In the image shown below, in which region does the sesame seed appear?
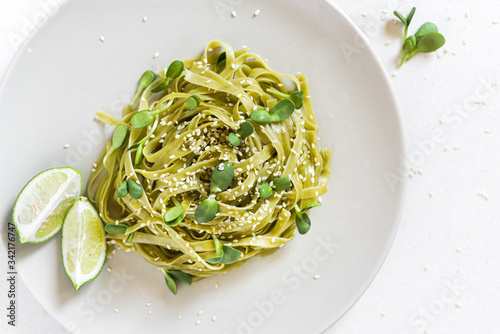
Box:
[254,9,260,17]
[100,36,106,42]
[455,247,462,252]
[212,315,217,322]
[231,11,236,17]
[107,267,112,272]
[361,12,367,17]
[456,302,462,308]
[381,312,386,317]
[214,282,219,289]
[178,315,182,320]
[197,310,203,315]
[113,308,119,313]
[313,274,321,280]
[143,16,147,22]
[195,319,201,325]
[153,52,159,59]
[63,144,71,149]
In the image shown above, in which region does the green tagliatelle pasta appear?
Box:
[88,40,332,285]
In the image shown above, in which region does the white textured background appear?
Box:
[1,0,499,333]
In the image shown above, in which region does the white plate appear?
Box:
[0,0,406,333]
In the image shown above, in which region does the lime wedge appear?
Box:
[61,197,106,291]
[12,167,82,244]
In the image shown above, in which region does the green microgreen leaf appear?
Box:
[116,180,128,198]
[301,203,321,213]
[269,99,295,122]
[125,232,134,244]
[393,10,407,26]
[215,52,226,72]
[127,143,140,151]
[221,245,241,265]
[237,121,254,138]
[250,109,272,123]
[163,205,184,226]
[130,70,156,105]
[228,133,241,147]
[111,124,129,149]
[104,223,129,234]
[269,177,291,191]
[400,35,416,66]
[103,124,130,170]
[168,270,192,286]
[127,180,143,199]
[290,91,304,109]
[194,198,219,223]
[394,7,416,41]
[161,269,178,295]
[406,7,416,27]
[211,161,234,193]
[166,60,184,79]
[185,94,201,111]
[151,78,169,93]
[295,210,311,235]
[414,22,438,40]
[407,32,445,60]
[206,235,224,263]
[131,110,154,129]
[259,182,273,199]
[266,88,304,109]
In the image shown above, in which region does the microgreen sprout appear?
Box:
[269,177,291,191]
[266,88,304,109]
[195,161,234,223]
[115,179,144,199]
[166,60,184,79]
[237,121,254,138]
[250,99,296,123]
[130,70,156,105]
[185,94,201,111]
[206,235,241,265]
[151,79,169,93]
[160,268,192,295]
[394,7,445,66]
[214,52,226,72]
[130,110,156,128]
[405,31,445,60]
[150,60,184,93]
[259,182,273,199]
[294,203,321,235]
[194,197,218,223]
[228,133,241,147]
[393,7,415,41]
[206,235,224,263]
[250,109,272,123]
[128,111,161,165]
[168,270,192,286]
[210,161,234,194]
[104,223,129,234]
[103,124,129,170]
[127,180,143,199]
[163,269,177,294]
[162,205,184,226]
[116,181,128,198]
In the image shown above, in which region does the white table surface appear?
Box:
[1,1,499,333]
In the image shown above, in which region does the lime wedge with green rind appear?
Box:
[12,167,82,244]
[61,197,106,291]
